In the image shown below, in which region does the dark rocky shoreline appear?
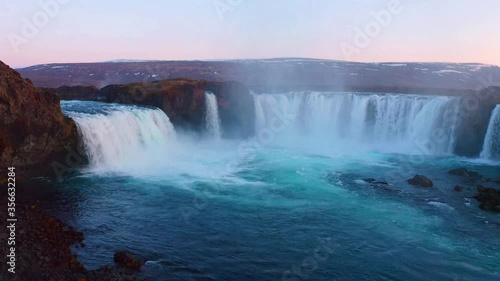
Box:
[0,192,142,281]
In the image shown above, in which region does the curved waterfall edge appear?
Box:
[61,101,177,168]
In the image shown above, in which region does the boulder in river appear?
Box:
[447,167,482,178]
[113,251,142,270]
[474,185,500,213]
[407,174,434,187]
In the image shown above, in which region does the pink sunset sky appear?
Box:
[1,0,499,68]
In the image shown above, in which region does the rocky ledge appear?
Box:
[41,85,99,101]
[95,78,255,139]
[0,61,80,181]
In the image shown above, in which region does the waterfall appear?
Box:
[254,92,461,154]
[205,92,222,139]
[61,101,176,168]
[480,105,500,160]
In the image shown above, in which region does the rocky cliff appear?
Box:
[95,79,255,138]
[42,85,99,101]
[0,61,80,181]
[454,87,500,157]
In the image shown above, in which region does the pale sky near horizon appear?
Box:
[1,0,499,68]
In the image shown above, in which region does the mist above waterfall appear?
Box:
[61,100,244,179]
[254,92,462,155]
[62,90,500,176]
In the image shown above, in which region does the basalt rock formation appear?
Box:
[453,86,500,157]
[95,78,255,138]
[113,251,142,270]
[474,185,500,212]
[408,174,434,187]
[0,61,80,181]
[42,85,99,101]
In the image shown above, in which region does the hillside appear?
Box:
[17,59,500,93]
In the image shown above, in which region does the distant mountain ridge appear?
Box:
[16,58,500,92]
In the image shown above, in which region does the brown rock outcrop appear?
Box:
[113,251,142,270]
[96,78,255,138]
[0,61,80,181]
[474,185,500,212]
[407,174,434,188]
[42,85,99,101]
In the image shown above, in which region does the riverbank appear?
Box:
[0,191,140,281]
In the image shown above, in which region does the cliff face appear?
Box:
[453,87,500,157]
[206,81,255,139]
[96,79,255,138]
[44,85,99,101]
[0,61,80,181]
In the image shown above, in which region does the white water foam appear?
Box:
[205,92,222,139]
[254,92,461,154]
[480,105,500,160]
[62,101,176,168]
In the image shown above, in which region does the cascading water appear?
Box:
[205,92,222,139]
[480,105,500,160]
[61,101,176,168]
[53,97,500,281]
[254,92,461,154]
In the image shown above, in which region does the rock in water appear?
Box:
[474,185,500,212]
[447,167,482,178]
[113,251,142,270]
[447,168,469,176]
[408,174,434,187]
[0,61,80,181]
[454,185,464,192]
